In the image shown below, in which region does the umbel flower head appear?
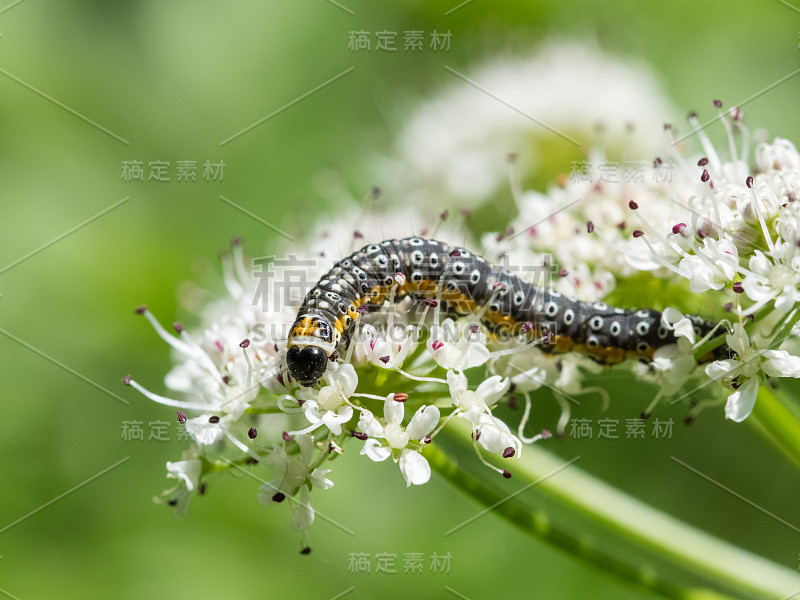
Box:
[126,46,800,543]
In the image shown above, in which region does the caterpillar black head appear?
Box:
[287,313,336,386]
[286,344,329,387]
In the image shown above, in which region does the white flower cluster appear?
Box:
[481,101,800,422]
[127,44,800,543]
[378,39,677,212]
[127,247,543,545]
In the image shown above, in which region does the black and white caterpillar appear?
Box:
[286,237,725,386]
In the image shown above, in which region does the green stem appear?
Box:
[750,385,800,470]
[768,307,800,350]
[427,420,800,600]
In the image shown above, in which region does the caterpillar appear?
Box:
[286,237,726,387]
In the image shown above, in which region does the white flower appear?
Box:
[705,323,800,422]
[166,459,202,492]
[358,397,439,486]
[677,237,738,293]
[155,458,203,518]
[447,372,510,424]
[761,350,800,378]
[497,350,548,393]
[474,414,522,456]
[258,434,333,532]
[361,323,415,369]
[633,343,697,396]
[756,137,800,171]
[427,318,490,371]
[705,324,762,422]
[493,347,599,396]
[723,377,759,422]
[184,413,230,445]
[741,247,800,314]
[660,308,697,346]
[289,363,357,436]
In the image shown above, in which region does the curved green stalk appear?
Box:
[427,420,800,600]
[750,385,800,470]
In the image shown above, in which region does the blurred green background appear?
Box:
[2,1,800,598]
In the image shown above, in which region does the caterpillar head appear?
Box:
[287,314,335,386]
[286,344,329,387]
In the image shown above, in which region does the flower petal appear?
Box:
[762,350,800,378]
[295,433,314,464]
[361,438,391,462]
[290,487,315,532]
[705,359,737,381]
[406,405,440,439]
[333,363,358,397]
[725,378,759,422]
[184,415,224,445]
[398,450,431,486]
[475,375,511,405]
[476,414,521,455]
[166,459,202,492]
[310,468,334,490]
[384,396,405,426]
[358,409,384,438]
[257,478,285,505]
[446,370,468,399]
